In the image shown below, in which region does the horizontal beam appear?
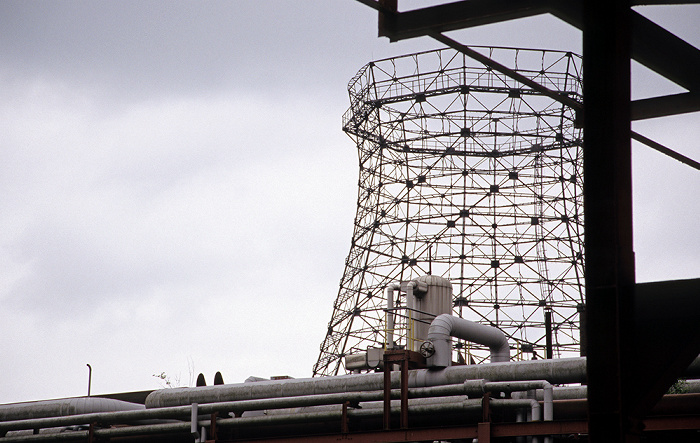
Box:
[632,92,700,120]
[550,1,700,92]
[354,0,389,13]
[221,413,700,442]
[631,0,700,4]
[378,0,550,41]
[369,0,700,94]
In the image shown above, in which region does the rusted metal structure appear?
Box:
[3,355,700,442]
[315,46,585,377]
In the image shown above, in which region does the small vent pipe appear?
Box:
[424,314,510,367]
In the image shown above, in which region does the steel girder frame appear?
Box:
[356,0,700,442]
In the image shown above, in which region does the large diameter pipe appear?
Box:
[426,314,510,367]
[0,382,487,435]
[144,354,700,407]
[146,358,587,408]
[0,398,144,422]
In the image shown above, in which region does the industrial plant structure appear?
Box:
[1,0,699,442]
[315,46,585,377]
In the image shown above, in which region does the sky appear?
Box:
[0,1,698,404]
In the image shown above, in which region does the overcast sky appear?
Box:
[1,1,698,404]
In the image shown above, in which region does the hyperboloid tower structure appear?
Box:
[314,47,584,376]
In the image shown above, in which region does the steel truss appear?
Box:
[315,47,584,376]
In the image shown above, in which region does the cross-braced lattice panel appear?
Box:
[315,47,583,376]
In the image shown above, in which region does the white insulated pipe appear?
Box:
[425,314,510,367]
[404,282,416,350]
[386,283,400,350]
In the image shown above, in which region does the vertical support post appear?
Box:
[383,354,392,430]
[477,422,491,443]
[341,401,350,434]
[378,0,398,39]
[400,357,409,428]
[482,391,491,422]
[583,0,638,441]
[210,412,218,441]
[478,392,492,443]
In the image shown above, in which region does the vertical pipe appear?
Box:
[86,364,92,397]
[577,303,587,357]
[544,310,553,359]
[405,283,415,351]
[190,403,200,440]
[386,285,398,350]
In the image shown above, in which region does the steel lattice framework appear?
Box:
[314,47,584,376]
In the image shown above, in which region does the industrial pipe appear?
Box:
[0,398,544,442]
[385,283,400,350]
[0,398,144,422]
[0,382,489,434]
[424,314,510,367]
[145,357,590,408]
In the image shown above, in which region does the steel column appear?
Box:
[582,0,638,441]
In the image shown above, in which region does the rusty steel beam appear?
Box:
[550,0,700,92]
[628,10,700,92]
[582,0,638,441]
[218,420,589,443]
[354,0,390,13]
[370,0,700,95]
[378,0,550,41]
[632,93,700,121]
[209,413,700,442]
[645,414,700,431]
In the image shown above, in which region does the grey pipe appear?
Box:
[485,380,553,421]
[1,391,394,434]
[425,314,510,367]
[0,383,480,434]
[145,357,589,408]
[7,358,699,435]
[0,379,560,436]
[405,282,416,351]
[0,398,143,422]
[0,398,544,442]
